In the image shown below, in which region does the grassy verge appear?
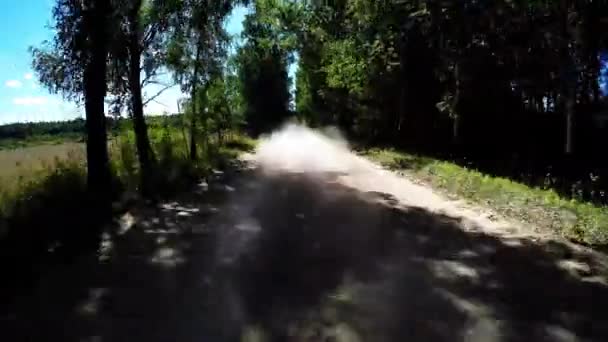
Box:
[0,128,253,303]
[364,147,608,246]
[0,130,255,227]
[109,128,256,198]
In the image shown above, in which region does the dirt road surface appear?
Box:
[4,132,608,342]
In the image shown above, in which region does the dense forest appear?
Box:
[224,2,608,253]
[237,0,608,205]
[17,0,608,208]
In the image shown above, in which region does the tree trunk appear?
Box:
[397,28,407,142]
[128,2,156,197]
[592,76,600,105]
[83,0,112,223]
[565,94,575,154]
[452,62,462,145]
[189,44,201,161]
[561,0,576,155]
[586,0,601,106]
[202,103,209,155]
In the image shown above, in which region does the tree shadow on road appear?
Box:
[0,165,243,342]
[217,170,608,342]
[4,165,608,342]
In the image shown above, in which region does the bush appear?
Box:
[112,133,139,189]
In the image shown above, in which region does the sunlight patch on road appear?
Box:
[235,217,261,233]
[98,231,113,262]
[241,325,268,342]
[150,246,185,267]
[76,288,109,316]
[118,212,135,235]
[435,288,502,342]
[556,259,592,278]
[542,324,579,342]
[429,260,481,283]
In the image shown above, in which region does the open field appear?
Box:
[0,142,85,180]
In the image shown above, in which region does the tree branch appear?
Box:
[143,84,175,106]
[142,23,159,48]
[140,72,169,88]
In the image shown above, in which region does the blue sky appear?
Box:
[600,52,608,96]
[0,2,249,125]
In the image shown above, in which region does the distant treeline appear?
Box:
[0,119,87,140]
[0,114,185,141]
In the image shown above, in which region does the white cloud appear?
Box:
[5,80,22,88]
[13,96,48,106]
[24,73,33,80]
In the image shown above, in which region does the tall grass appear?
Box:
[0,125,253,236]
[109,124,254,197]
[0,124,253,301]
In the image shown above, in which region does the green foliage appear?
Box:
[265,0,608,244]
[112,132,139,187]
[30,0,113,103]
[108,116,252,196]
[322,39,367,94]
[366,148,608,246]
[234,0,297,134]
[205,76,244,135]
[295,66,314,121]
[237,43,293,133]
[164,0,235,93]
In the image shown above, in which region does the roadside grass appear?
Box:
[0,142,84,177]
[0,128,253,302]
[110,127,256,197]
[364,147,608,246]
[0,128,254,233]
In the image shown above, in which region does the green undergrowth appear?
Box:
[0,128,253,300]
[364,148,608,246]
[110,128,255,197]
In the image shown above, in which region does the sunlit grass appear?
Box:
[0,127,253,263]
[0,143,86,221]
[365,148,608,246]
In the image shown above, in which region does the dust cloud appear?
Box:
[254,123,363,176]
[250,122,520,232]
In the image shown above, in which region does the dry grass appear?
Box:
[0,143,85,179]
[0,143,86,221]
[0,130,253,230]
